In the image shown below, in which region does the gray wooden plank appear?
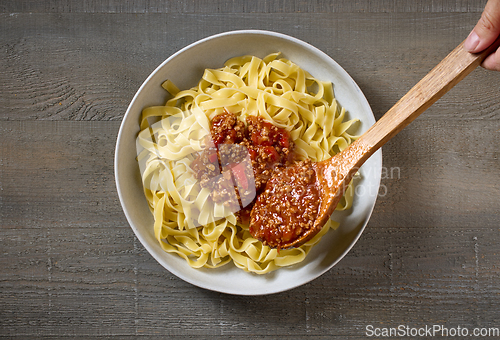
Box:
[1,121,123,226]
[1,5,500,338]
[1,12,498,123]
[2,119,499,336]
[0,0,488,13]
[0,121,137,336]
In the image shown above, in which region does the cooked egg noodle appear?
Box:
[136,53,358,274]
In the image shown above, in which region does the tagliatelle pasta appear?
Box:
[136,53,359,274]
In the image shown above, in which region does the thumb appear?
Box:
[464,0,500,53]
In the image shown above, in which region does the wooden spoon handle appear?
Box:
[355,38,500,162]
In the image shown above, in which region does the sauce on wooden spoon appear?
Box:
[249,39,500,249]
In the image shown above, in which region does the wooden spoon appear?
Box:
[249,38,500,249]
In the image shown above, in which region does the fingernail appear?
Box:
[464,31,480,52]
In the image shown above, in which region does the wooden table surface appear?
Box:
[1,1,499,338]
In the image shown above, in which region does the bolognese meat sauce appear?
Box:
[249,159,321,248]
[191,111,296,223]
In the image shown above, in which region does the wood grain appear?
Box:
[1,12,496,123]
[1,1,500,338]
[0,0,488,13]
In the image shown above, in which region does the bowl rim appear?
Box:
[115,29,382,295]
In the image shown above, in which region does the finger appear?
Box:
[481,47,500,70]
[464,0,500,53]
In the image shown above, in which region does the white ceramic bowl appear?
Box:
[115,30,382,295]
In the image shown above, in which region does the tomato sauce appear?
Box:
[192,112,296,224]
[249,159,321,248]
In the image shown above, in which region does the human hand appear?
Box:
[464,0,500,71]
